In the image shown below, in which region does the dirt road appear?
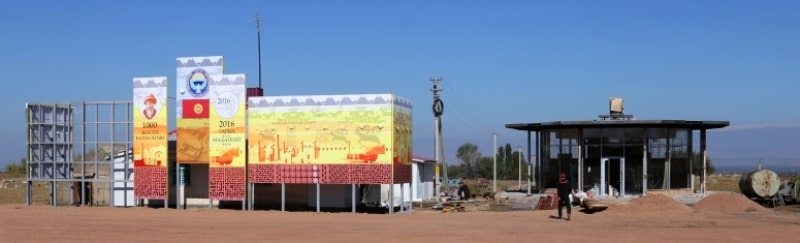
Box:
[1,201,798,243]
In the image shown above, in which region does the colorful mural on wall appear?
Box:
[132,76,168,199]
[247,94,413,184]
[129,55,415,205]
[208,74,247,200]
[176,56,223,164]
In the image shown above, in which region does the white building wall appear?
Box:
[411,161,436,202]
[111,151,134,207]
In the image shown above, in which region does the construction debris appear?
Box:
[440,201,466,213]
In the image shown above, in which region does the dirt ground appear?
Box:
[3,174,799,242]
[1,195,799,243]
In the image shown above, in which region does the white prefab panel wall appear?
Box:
[412,162,435,202]
[412,163,421,201]
[27,104,73,179]
[112,177,135,206]
[111,151,134,206]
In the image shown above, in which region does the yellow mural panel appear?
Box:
[209,74,246,168]
[133,76,169,199]
[248,94,412,165]
[393,103,413,165]
[175,118,209,163]
[133,77,169,168]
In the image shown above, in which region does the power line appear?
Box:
[439,79,496,136]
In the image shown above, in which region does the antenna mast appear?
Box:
[256,13,263,89]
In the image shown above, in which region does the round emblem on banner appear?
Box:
[186,69,209,97]
[140,93,160,120]
[193,103,204,115]
[433,98,444,116]
[215,91,240,119]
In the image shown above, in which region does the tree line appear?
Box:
[447,142,528,180]
[4,143,716,177]
[4,158,26,174]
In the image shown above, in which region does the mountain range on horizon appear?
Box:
[708,125,799,174]
[408,124,798,175]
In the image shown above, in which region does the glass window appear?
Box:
[542,129,581,188]
[669,129,690,188]
[624,128,644,145]
[547,130,558,146]
[670,129,689,158]
[549,145,559,159]
[646,128,668,189]
[603,128,624,145]
[583,128,602,145]
[647,128,668,159]
[624,145,644,194]
[647,158,666,189]
[670,157,689,188]
[602,145,624,157]
[558,129,580,159]
[570,145,580,159]
[585,144,601,159]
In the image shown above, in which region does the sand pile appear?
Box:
[605,194,692,214]
[693,192,767,213]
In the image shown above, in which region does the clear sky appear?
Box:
[2,1,799,170]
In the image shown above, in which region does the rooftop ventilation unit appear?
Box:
[599,97,634,120]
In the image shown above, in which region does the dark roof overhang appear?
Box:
[506,120,729,132]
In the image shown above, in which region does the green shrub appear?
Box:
[4,159,26,174]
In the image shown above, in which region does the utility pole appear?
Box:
[431,77,447,198]
[700,129,706,195]
[256,13,263,89]
[518,146,522,191]
[493,133,498,193]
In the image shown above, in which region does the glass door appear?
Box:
[599,157,625,197]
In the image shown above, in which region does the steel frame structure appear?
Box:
[26,101,133,207]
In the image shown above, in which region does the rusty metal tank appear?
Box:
[738,169,780,198]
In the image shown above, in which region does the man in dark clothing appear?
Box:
[557,173,572,220]
[457,182,471,201]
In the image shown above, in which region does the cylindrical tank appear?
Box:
[739,169,780,198]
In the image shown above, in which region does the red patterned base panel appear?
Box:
[134,167,167,199]
[393,163,412,184]
[248,164,412,184]
[209,167,246,201]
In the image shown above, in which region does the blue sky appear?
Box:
[2,1,798,170]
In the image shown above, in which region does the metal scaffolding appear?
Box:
[26,101,133,207]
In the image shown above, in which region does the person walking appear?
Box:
[557,173,572,220]
[457,182,471,201]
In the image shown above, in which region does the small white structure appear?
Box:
[362,156,436,207]
[108,150,135,207]
[412,156,436,202]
